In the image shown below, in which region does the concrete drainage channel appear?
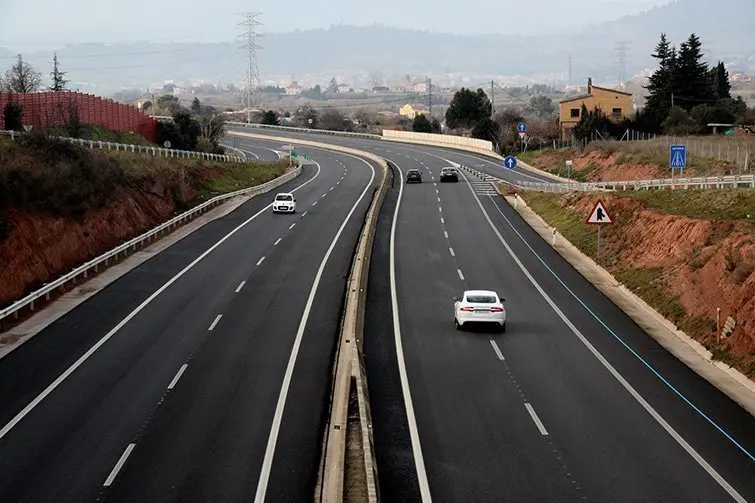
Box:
[226,133,387,503]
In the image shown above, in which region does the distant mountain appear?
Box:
[0,0,751,93]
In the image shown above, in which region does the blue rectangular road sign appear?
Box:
[670,145,686,170]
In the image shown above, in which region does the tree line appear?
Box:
[573,33,755,140]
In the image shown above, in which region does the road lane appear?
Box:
[384,157,583,501]
[102,149,378,502]
[229,127,754,501]
[0,154,361,501]
[429,166,747,501]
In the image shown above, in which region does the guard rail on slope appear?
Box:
[0,129,246,163]
[226,121,382,139]
[510,174,755,192]
[0,163,303,327]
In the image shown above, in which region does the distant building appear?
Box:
[731,73,751,82]
[285,81,303,95]
[391,82,413,93]
[558,78,632,139]
[399,104,421,119]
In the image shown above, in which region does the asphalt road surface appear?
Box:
[231,127,755,502]
[0,140,379,502]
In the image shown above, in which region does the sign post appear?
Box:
[586,199,614,257]
[566,160,573,187]
[517,122,527,152]
[670,145,686,189]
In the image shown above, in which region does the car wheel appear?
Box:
[500,322,506,333]
[455,318,462,331]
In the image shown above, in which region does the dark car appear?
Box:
[406,169,422,183]
[440,167,458,182]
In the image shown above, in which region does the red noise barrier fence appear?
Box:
[0,91,157,142]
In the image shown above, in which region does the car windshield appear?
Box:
[466,294,496,303]
[275,195,293,201]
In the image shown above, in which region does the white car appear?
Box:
[272,192,296,213]
[453,290,506,332]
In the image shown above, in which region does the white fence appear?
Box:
[226,121,381,139]
[0,129,246,163]
[0,164,303,326]
[509,174,755,193]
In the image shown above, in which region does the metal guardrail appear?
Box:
[0,163,303,325]
[226,121,382,139]
[511,174,755,192]
[0,129,246,163]
[455,164,755,192]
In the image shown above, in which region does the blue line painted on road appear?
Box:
[486,195,755,464]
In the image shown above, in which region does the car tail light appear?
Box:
[490,307,504,312]
[460,307,474,312]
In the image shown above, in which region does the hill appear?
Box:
[0,0,752,92]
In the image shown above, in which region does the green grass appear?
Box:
[616,189,755,222]
[200,161,286,194]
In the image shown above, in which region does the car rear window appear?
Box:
[466,295,496,303]
[408,170,420,174]
[276,195,293,201]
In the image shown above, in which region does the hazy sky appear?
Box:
[1,0,672,49]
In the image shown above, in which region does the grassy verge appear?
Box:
[43,124,154,146]
[514,188,753,378]
[0,134,286,219]
[520,140,746,178]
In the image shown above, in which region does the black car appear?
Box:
[440,167,459,182]
[406,169,422,183]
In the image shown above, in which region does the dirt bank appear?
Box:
[0,135,286,309]
[515,188,755,379]
[521,140,745,182]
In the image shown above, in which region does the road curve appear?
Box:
[230,127,755,502]
[0,142,379,502]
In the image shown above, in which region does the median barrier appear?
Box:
[227,131,385,502]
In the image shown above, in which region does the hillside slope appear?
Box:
[0,135,285,309]
[516,189,755,378]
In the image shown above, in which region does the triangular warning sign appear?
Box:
[586,200,613,224]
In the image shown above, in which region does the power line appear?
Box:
[238,12,263,123]
[616,41,629,86]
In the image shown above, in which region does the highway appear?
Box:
[0,140,379,502]
[232,127,755,502]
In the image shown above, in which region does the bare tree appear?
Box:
[49,53,69,92]
[198,113,226,144]
[3,55,42,93]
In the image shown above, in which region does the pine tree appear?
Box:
[708,61,731,99]
[643,34,676,131]
[672,34,712,110]
[49,53,68,92]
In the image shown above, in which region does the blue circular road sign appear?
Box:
[504,156,517,169]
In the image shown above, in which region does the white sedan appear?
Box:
[272,192,296,213]
[453,290,506,332]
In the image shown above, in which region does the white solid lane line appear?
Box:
[167,364,188,390]
[257,256,266,266]
[457,269,464,280]
[449,247,455,257]
[0,160,324,443]
[525,403,549,436]
[456,167,747,502]
[235,281,246,293]
[289,223,296,229]
[387,162,433,501]
[274,238,282,245]
[254,153,377,503]
[103,443,136,487]
[208,314,223,331]
[490,340,505,361]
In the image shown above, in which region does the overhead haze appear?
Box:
[1,0,671,47]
